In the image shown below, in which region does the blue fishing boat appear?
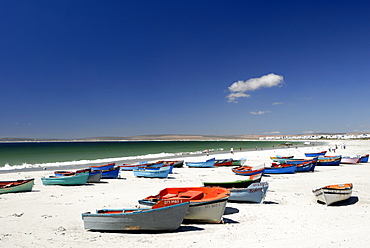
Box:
[295,161,315,172]
[133,166,171,178]
[359,154,369,163]
[89,163,115,171]
[264,164,296,174]
[305,151,327,157]
[41,172,89,185]
[101,167,120,179]
[286,157,317,165]
[119,161,148,171]
[316,156,341,166]
[185,158,216,168]
[54,168,102,183]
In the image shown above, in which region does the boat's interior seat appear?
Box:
[178,191,204,200]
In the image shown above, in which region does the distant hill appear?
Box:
[0,132,367,142]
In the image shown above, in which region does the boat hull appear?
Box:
[101,167,120,179]
[186,158,215,168]
[87,170,102,183]
[82,202,189,231]
[0,179,35,194]
[42,172,89,185]
[316,156,341,166]
[89,163,115,171]
[133,167,170,178]
[312,183,352,205]
[305,151,327,157]
[264,165,296,174]
[340,157,360,164]
[228,182,269,203]
[184,197,228,223]
[359,154,369,163]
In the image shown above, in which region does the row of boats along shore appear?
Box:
[1,151,368,232]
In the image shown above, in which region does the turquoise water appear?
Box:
[0,140,302,170]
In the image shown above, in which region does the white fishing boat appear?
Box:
[138,187,230,223]
[228,182,269,203]
[312,183,353,205]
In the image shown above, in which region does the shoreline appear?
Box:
[1,139,369,247]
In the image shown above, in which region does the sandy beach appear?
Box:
[1,139,369,248]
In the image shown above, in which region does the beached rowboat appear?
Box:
[0,178,35,194]
[264,164,296,174]
[186,158,216,168]
[133,166,171,178]
[203,174,262,188]
[89,163,115,171]
[359,154,369,163]
[214,159,234,166]
[82,201,190,231]
[228,182,269,203]
[138,187,230,223]
[312,183,353,205]
[42,172,89,186]
[340,157,360,164]
[316,156,342,166]
[232,164,265,176]
[305,151,327,157]
[101,167,120,179]
[54,169,102,183]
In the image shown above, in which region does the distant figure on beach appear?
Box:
[206,149,209,156]
[255,146,258,150]
[230,147,234,155]
[239,147,242,151]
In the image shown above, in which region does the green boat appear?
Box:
[0,178,35,194]
[203,173,262,188]
[231,157,247,166]
[41,172,89,186]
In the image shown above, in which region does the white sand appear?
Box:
[1,140,369,248]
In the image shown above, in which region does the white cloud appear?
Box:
[264,131,280,134]
[272,102,284,105]
[303,131,314,134]
[250,110,271,115]
[226,92,251,103]
[226,73,284,103]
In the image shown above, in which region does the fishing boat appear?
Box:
[231,164,265,176]
[270,155,294,164]
[185,158,216,168]
[231,157,247,166]
[295,161,315,172]
[82,201,190,232]
[316,156,342,166]
[285,157,318,165]
[0,178,35,194]
[101,167,120,179]
[119,161,148,171]
[214,158,234,166]
[138,187,230,223]
[203,174,262,188]
[264,164,296,174]
[89,163,115,171]
[359,154,369,163]
[54,169,102,183]
[312,183,353,205]
[227,182,269,203]
[41,172,89,186]
[133,166,171,178]
[163,160,184,168]
[305,151,327,157]
[340,157,361,164]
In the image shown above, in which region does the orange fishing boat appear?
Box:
[138,187,230,223]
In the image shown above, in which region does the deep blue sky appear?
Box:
[1,1,369,139]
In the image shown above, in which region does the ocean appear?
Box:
[0,140,302,170]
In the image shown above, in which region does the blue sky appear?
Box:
[1,1,369,139]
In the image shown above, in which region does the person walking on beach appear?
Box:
[206,149,209,156]
[230,147,234,155]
